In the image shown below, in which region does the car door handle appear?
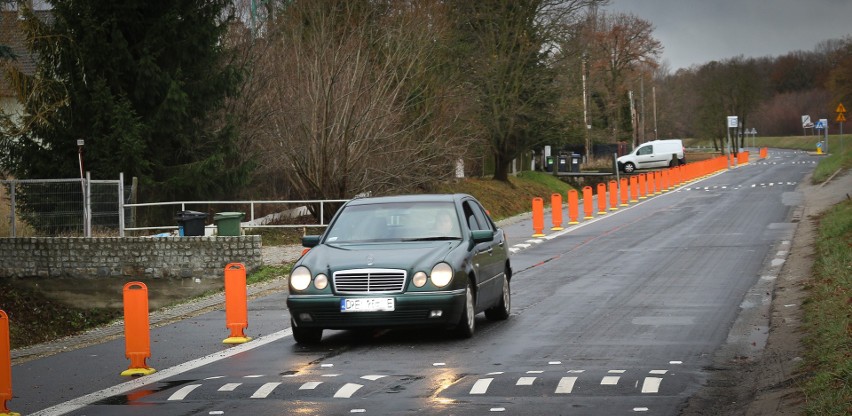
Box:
[486,247,493,255]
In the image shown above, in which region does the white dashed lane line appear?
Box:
[250,382,282,399]
[168,384,201,401]
[333,383,363,399]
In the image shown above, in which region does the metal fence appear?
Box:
[1,173,348,237]
[123,199,350,235]
[0,173,129,237]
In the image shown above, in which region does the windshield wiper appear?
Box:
[402,236,462,241]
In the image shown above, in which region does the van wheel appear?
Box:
[623,162,635,173]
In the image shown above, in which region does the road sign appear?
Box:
[802,115,813,128]
[750,128,757,135]
[727,116,738,128]
[836,103,846,114]
[838,113,847,123]
[815,120,826,129]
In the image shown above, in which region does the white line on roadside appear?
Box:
[167,384,201,401]
[30,328,294,416]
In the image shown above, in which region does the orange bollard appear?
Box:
[596,183,607,215]
[121,282,156,376]
[648,171,657,195]
[608,180,619,211]
[224,263,252,344]
[567,190,579,224]
[550,193,564,231]
[619,178,629,206]
[1,311,19,416]
[582,186,594,219]
[629,176,639,202]
[662,169,670,191]
[655,171,663,195]
[638,174,647,199]
[532,197,545,237]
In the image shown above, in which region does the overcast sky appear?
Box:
[605,0,852,71]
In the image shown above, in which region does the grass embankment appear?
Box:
[803,199,852,414]
[1,172,570,349]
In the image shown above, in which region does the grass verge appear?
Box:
[802,199,852,414]
[811,143,852,184]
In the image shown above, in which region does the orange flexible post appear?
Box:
[567,190,580,224]
[582,186,594,219]
[638,174,647,199]
[121,282,155,377]
[619,178,629,206]
[550,193,564,231]
[532,197,546,237]
[655,171,663,195]
[629,176,639,202]
[596,183,607,215]
[662,169,671,191]
[608,180,619,211]
[224,263,252,344]
[0,311,19,416]
[648,171,657,196]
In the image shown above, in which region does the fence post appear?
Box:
[85,172,92,237]
[118,172,125,237]
[8,183,15,238]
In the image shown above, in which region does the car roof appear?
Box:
[346,193,472,206]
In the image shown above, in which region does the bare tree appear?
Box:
[586,11,661,145]
[236,1,471,218]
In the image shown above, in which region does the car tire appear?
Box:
[623,162,635,173]
[454,282,475,339]
[291,318,322,345]
[485,273,510,321]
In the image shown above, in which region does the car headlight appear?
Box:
[412,271,427,288]
[430,263,453,288]
[290,266,312,291]
[314,274,328,290]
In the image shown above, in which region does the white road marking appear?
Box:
[649,370,667,375]
[205,376,225,380]
[601,376,620,385]
[526,370,543,374]
[608,369,626,374]
[334,383,363,398]
[641,377,663,393]
[209,412,224,415]
[516,377,536,386]
[669,361,683,365]
[218,383,241,392]
[548,361,562,365]
[567,370,585,374]
[470,378,493,395]
[251,382,281,398]
[321,363,334,368]
[486,372,504,375]
[433,363,446,367]
[300,382,323,390]
[168,384,201,401]
[31,328,294,416]
[633,407,649,412]
[244,374,264,378]
[350,409,366,413]
[490,408,506,412]
[361,375,386,381]
[322,374,341,377]
[555,377,577,394]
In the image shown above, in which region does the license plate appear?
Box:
[341,298,395,312]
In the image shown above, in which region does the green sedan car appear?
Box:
[287,194,512,344]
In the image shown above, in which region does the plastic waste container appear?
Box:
[214,212,245,236]
[570,153,582,172]
[175,210,208,236]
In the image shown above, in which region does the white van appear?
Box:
[617,139,685,173]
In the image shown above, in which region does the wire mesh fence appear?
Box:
[0,175,130,237]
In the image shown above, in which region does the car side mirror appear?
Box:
[302,235,321,248]
[471,230,494,244]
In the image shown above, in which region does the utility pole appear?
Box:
[652,86,658,140]
[582,56,591,161]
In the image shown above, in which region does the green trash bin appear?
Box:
[214,212,244,236]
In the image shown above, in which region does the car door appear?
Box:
[634,144,657,169]
[463,199,503,308]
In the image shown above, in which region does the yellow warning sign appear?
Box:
[837,113,847,122]
[836,103,847,113]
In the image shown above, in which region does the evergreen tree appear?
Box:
[0,0,249,204]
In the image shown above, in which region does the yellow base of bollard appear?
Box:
[609,207,618,211]
[120,367,156,377]
[531,233,546,238]
[597,211,607,215]
[0,411,22,416]
[567,221,579,225]
[223,336,253,345]
[550,227,564,231]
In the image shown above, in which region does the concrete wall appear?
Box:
[0,236,262,279]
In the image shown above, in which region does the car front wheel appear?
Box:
[453,281,475,339]
[291,318,323,345]
[623,162,635,173]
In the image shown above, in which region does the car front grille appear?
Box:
[333,268,406,294]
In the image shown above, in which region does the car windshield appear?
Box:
[323,201,462,243]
